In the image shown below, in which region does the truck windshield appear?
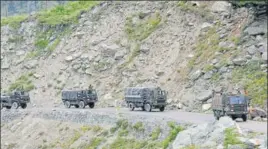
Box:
[229,96,245,104]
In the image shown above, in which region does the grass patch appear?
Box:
[80,125,91,133]
[37,1,99,26]
[150,127,161,141]
[133,121,144,132]
[92,125,103,132]
[61,130,82,149]
[118,43,140,69]
[7,143,17,149]
[109,137,148,149]
[203,64,214,72]
[125,12,162,42]
[1,14,28,29]
[231,61,267,107]
[8,72,35,92]
[118,129,129,137]
[162,122,184,149]
[177,2,214,21]
[7,35,24,43]
[80,137,104,149]
[223,128,242,149]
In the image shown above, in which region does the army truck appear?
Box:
[1,91,30,109]
[212,91,250,121]
[61,89,98,109]
[124,87,167,112]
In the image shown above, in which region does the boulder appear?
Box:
[244,27,266,36]
[196,90,213,102]
[190,70,203,81]
[262,52,267,61]
[249,107,267,119]
[202,103,211,111]
[211,1,231,13]
[219,67,228,74]
[246,45,257,55]
[203,71,213,80]
[114,51,125,60]
[232,57,246,66]
[201,22,213,31]
[65,56,73,62]
[24,60,38,69]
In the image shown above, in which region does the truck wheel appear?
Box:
[79,101,85,109]
[75,105,79,108]
[144,103,152,112]
[242,115,247,122]
[89,103,95,109]
[141,106,145,111]
[231,116,236,120]
[64,101,71,108]
[21,103,27,109]
[128,103,135,111]
[12,102,19,109]
[159,106,165,112]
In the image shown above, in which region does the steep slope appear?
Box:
[1,1,267,111]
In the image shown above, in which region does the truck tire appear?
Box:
[75,105,79,108]
[144,103,152,112]
[128,103,135,111]
[213,110,220,120]
[64,101,71,108]
[79,101,85,109]
[242,114,247,122]
[89,103,95,109]
[159,106,165,112]
[12,101,19,109]
[231,116,236,120]
[21,103,27,109]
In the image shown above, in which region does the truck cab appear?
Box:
[223,95,249,121]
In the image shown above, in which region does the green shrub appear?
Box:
[80,125,91,133]
[150,127,161,140]
[8,73,35,92]
[224,128,242,149]
[162,122,184,149]
[232,61,267,107]
[1,14,28,29]
[37,1,99,26]
[133,122,144,132]
[81,137,104,149]
[125,12,161,41]
[109,137,147,149]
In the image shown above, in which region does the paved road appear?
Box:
[3,106,267,133]
[51,107,267,133]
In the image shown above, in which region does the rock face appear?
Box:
[172,117,235,149]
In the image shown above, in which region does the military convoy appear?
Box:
[1,91,30,109]
[211,89,250,121]
[1,84,261,123]
[124,87,167,112]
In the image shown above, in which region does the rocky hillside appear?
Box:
[1,1,267,111]
[1,109,267,149]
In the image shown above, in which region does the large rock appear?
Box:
[196,90,213,102]
[1,60,10,70]
[172,116,235,148]
[65,56,73,62]
[249,107,267,119]
[190,70,203,81]
[203,71,213,80]
[211,1,231,13]
[246,45,257,55]
[232,57,246,66]
[262,52,267,61]
[244,27,266,36]
[114,51,125,60]
[202,103,211,111]
[24,60,38,69]
[201,22,213,31]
